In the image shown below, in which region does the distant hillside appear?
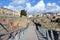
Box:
[0,7,20,17]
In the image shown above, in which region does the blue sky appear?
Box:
[0,0,12,6]
[0,0,60,14]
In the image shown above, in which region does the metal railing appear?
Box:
[32,19,60,40]
[0,23,29,40]
[1,21,60,40]
[37,26,60,40]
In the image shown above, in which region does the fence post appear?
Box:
[58,31,60,40]
[51,30,54,40]
[18,30,20,40]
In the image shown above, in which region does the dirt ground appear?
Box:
[0,16,31,40]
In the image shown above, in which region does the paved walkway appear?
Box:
[22,22,38,40]
[0,19,47,40]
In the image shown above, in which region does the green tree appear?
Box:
[20,10,27,17]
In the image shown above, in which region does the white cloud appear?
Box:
[4,5,16,11]
[3,0,60,14]
[47,3,51,6]
[26,0,45,14]
[4,0,45,14]
[4,0,26,12]
[34,0,45,10]
[10,0,26,6]
[4,5,24,12]
[46,3,60,13]
[26,2,31,8]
